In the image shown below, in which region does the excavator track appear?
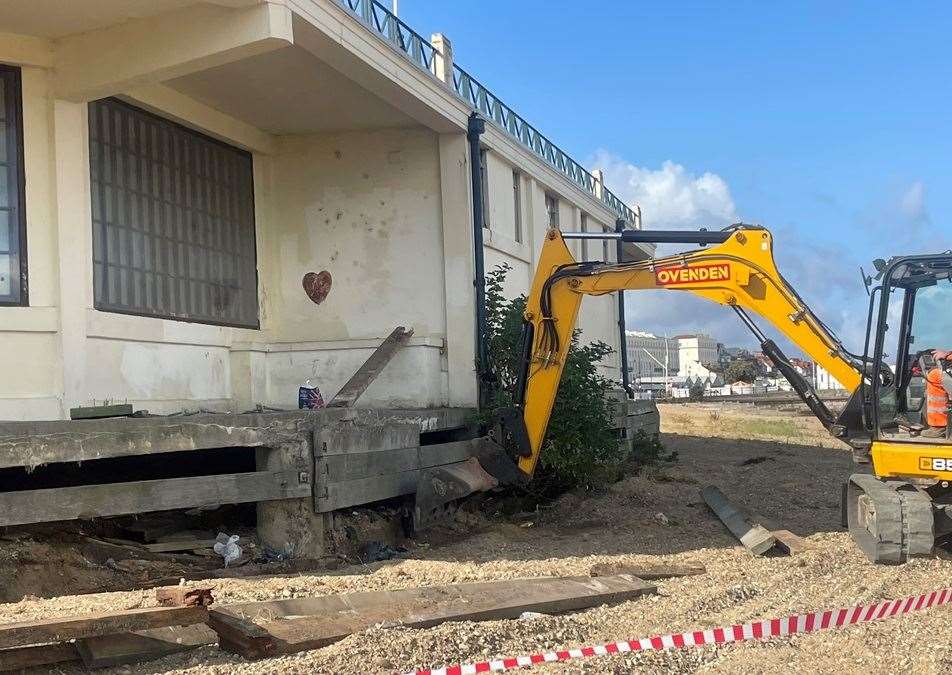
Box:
[845,474,934,564]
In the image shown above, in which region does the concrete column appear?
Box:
[430,33,454,87]
[438,132,478,408]
[52,99,94,414]
[632,203,643,230]
[230,347,268,412]
[256,429,327,559]
[592,168,605,200]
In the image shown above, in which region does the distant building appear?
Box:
[626,331,680,379]
[753,351,776,376]
[680,359,717,380]
[721,346,751,361]
[814,364,846,391]
[675,334,719,376]
[789,357,813,379]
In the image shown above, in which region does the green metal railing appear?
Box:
[338,0,636,224]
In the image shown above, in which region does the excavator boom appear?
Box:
[486,224,952,565]
[514,225,863,476]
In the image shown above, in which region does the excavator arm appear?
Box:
[510,225,866,477]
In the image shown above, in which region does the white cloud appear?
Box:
[899,181,928,225]
[594,151,873,354]
[857,180,948,253]
[591,150,738,229]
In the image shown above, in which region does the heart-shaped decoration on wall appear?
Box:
[303,270,332,305]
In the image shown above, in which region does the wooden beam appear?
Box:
[206,611,276,660]
[0,642,78,672]
[211,575,656,659]
[588,563,706,580]
[0,470,310,527]
[316,470,419,513]
[146,540,219,554]
[69,403,134,420]
[320,438,481,482]
[700,486,777,556]
[0,423,266,470]
[772,529,813,555]
[0,606,208,650]
[327,327,414,407]
[75,624,216,669]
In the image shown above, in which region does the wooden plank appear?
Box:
[327,326,414,407]
[700,485,777,556]
[69,403,134,419]
[321,446,420,482]
[772,529,814,555]
[207,610,276,660]
[320,438,481,484]
[0,642,79,671]
[0,470,310,527]
[316,469,419,513]
[212,575,655,659]
[76,624,216,669]
[146,539,219,553]
[418,438,482,469]
[0,606,208,650]
[588,563,706,579]
[0,423,266,470]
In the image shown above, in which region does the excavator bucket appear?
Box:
[413,437,523,531]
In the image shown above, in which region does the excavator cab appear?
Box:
[842,254,952,563]
[866,255,952,442]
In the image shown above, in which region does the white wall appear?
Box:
[262,128,447,408]
[481,148,623,382]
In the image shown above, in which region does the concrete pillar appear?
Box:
[52,99,94,414]
[230,347,268,412]
[592,168,605,200]
[430,33,454,87]
[632,203,643,230]
[256,431,327,559]
[438,132,478,408]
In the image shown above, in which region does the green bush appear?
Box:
[482,264,629,498]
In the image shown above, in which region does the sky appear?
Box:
[397,1,952,354]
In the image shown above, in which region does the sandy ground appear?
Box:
[4,402,952,673]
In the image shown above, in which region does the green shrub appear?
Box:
[482,264,629,498]
[630,429,678,465]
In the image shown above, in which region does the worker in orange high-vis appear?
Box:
[922,349,952,438]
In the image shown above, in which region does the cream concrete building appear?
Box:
[625,331,679,380]
[0,0,649,421]
[675,334,719,377]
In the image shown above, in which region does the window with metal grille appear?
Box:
[0,66,27,306]
[88,98,259,328]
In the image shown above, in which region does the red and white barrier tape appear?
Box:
[406,588,952,675]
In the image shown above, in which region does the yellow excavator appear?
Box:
[482,224,952,565]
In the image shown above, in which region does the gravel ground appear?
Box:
[5,403,952,674]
